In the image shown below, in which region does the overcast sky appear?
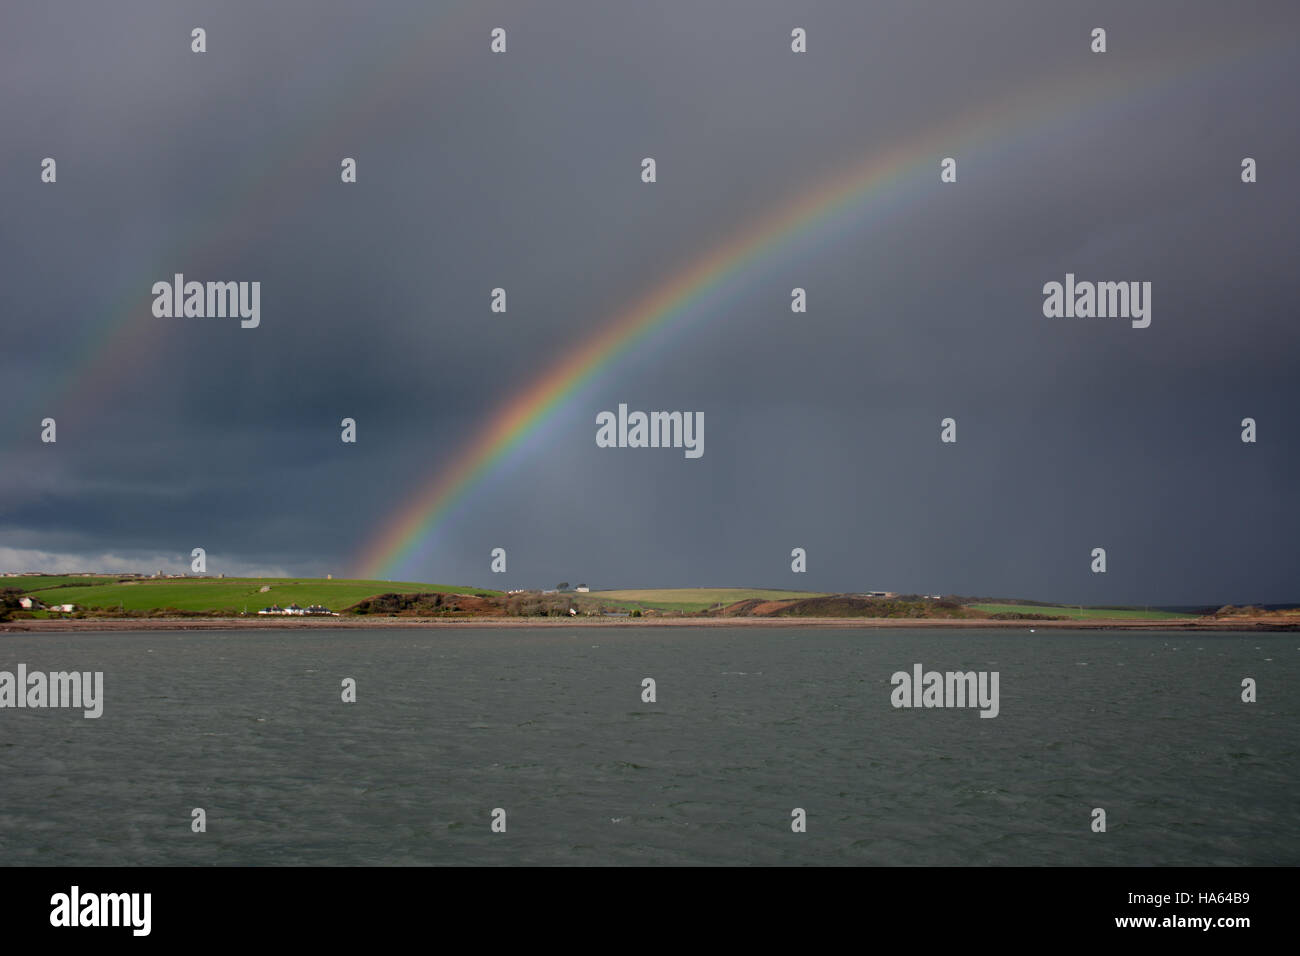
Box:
[1,0,1297,604]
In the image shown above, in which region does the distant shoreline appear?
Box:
[4,616,1296,632]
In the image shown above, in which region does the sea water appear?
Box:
[0,627,1294,866]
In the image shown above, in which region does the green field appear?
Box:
[592,588,827,613]
[968,603,1195,621]
[4,576,121,591]
[15,577,500,614]
[4,577,1205,620]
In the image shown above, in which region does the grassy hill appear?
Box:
[4,575,121,590]
[593,591,1203,620]
[761,595,979,619]
[9,577,499,614]
[968,603,1194,621]
[594,590,1201,619]
[592,588,828,613]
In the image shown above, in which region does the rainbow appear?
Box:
[356,30,1285,580]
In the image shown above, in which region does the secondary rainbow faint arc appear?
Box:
[5,0,495,440]
[352,29,1281,579]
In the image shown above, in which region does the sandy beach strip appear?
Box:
[3,616,1296,632]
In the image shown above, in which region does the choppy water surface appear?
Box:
[0,627,1295,865]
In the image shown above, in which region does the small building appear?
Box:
[18,597,43,610]
[574,586,590,593]
[52,603,76,613]
[256,603,334,616]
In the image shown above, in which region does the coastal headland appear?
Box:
[1,576,1296,631]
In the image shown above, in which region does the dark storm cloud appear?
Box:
[1,1,1297,602]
